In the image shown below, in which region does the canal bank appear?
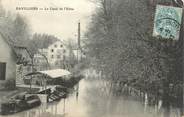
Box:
[0,77,181,117]
[0,69,83,115]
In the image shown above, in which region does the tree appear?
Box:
[12,14,30,45]
[27,33,60,55]
[86,0,160,87]
[0,12,30,46]
[85,0,182,109]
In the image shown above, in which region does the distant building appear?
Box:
[38,48,48,57]
[47,40,69,69]
[33,40,78,70]
[33,49,48,71]
[33,48,48,71]
[73,48,86,62]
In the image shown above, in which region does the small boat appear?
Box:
[24,94,41,108]
[0,94,41,115]
[48,87,67,102]
[55,85,69,93]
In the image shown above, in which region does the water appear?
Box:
[0,78,181,117]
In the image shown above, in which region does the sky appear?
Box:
[1,0,96,42]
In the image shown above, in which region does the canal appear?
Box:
[0,77,181,117]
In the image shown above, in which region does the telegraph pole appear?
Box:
[77,22,81,63]
[78,22,81,50]
[76,22,81,101]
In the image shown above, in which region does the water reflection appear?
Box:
[0,78,181,117]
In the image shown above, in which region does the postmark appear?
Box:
[153,5,183,40]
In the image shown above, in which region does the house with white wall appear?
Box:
[0,32,17,89]
[0,31,32,89]
[33,40,77,70]
[47,40,69,69]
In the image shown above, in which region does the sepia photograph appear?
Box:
[0,0,184,117]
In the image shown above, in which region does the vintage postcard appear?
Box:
[0,0,183,117]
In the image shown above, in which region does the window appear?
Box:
[54,45,57,48]
[0,62,6,80]
[63,49,66,53]
[51,55,54,58]
[51,49,54,52]
[60,45,63,47]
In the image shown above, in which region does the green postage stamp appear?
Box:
[153,5,183,40]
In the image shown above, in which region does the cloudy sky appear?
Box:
[1,0,96,41]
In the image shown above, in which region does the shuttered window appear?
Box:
[0,62,6,80]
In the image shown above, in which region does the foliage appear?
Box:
[0,3,30,46]
[85,0,182,97]
[27,33,60,55]
[0,2,59,56]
